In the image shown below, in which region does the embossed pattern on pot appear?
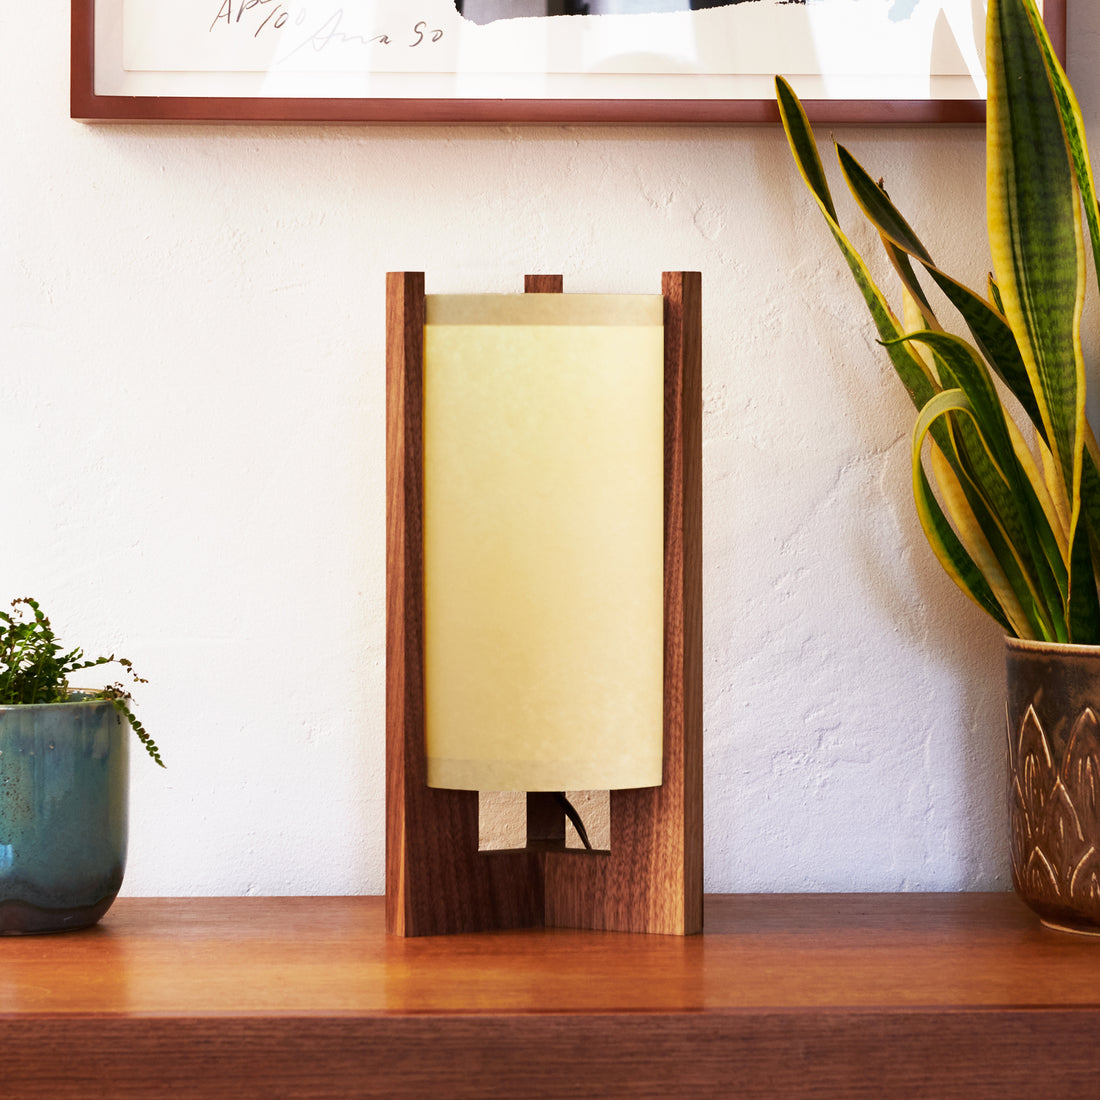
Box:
[1007,639,1100,933]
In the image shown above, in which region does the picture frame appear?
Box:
[71,0,1067,125]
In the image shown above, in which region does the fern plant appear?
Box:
[0,597,164,766]
[777,0,1100,644]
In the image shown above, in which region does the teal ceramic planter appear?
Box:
[0,699,128,934]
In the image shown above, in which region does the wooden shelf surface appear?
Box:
[4,893,1100,1096]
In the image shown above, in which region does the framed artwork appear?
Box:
[71,0,1067,124]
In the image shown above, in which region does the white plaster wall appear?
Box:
[3,4,1097,897]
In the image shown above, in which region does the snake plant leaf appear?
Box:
[916,387,1061,639]
[774,77,837,223]
[1024,0,1100,570]
[987,0,1087,509]
[776,76,938,413]
[883,238,942,336]
[1043,437,1072,537]
[928,445,1036,639]
[902,290,938,375]
[836,142,1044,441]
[988,274,1005,316]
[925,414,1059,641]
[778,7,1100,644]
[900,333,1026,488]
[1067,517,1100,643]
[898,330,1068,633]
[831,142,942,340]
[911,390,1017,635]
[1005,413,1069,565]
[1077,440,1100,629]
[1017,0,1100,297]
[1083,435,1100,544]
[1078,445,1100,642]
[835,145,932,267]
[927,275,1044,444]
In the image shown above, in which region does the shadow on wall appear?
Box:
[454,0,798,22]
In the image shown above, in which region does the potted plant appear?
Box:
[777,0,1100,931]
[0,597,163,934]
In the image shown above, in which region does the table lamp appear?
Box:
[386,272,701,936]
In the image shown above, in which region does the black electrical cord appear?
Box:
[553,792,594,851]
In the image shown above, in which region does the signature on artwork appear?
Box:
[208,2,444,60]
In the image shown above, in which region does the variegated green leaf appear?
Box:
[1017,0,1100,299]
[1067,514,1100,643]
[1005,414,1068,565]
[911,391,1016,634]
[988,274,1005,316]
[987,0,1086,507]
[836,142,1044,441]
[776,77,937,413]
[898,330,1067,635]
[1083,433,1100,546]
[929,445,1035,639]
[778,8,1100,642]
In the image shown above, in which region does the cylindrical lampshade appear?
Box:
[422,293,665,793]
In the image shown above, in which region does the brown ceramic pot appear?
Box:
[1006,637,1100,934]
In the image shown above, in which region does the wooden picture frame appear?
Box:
[385,272,703,936]
[71,0,1067,125]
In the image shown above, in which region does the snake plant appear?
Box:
[777,0,1100,644]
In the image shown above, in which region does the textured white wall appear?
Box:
[3,4,1097,897]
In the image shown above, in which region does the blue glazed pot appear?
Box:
[0,699,129,934]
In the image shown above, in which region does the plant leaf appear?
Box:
[836,142,1045,442]
[987,0,1086,508]
[898,330,1067,637]
[1016,0,1100,299]
[776,77,938,413]
[929,444,1035,638]
[911,390,1015,633]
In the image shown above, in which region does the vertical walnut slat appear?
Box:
[386,272,543,935]
[542,271,703,935]
[524,274,564,294]
[386,271,702,936]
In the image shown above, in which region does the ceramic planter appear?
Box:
[0,699,128,934]
[1006,638,1100,934]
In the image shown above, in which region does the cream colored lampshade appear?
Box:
[422,293,665,793]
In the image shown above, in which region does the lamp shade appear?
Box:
[422,293,665,792]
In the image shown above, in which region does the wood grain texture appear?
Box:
[524,274,565,293]
[69,0,93,120]
[386,272,542,935]
[5,895,1100,1098]
[385,271,423,935]
[10,1013,1100,1099]
[70,0,1067,126]
[72,95,989,126]
[8,894,1100,1014]
[543,272,703,935]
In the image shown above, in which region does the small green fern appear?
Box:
[0,597,164,767]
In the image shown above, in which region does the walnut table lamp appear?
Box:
[386,272,701,936]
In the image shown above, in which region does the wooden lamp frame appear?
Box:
[385,271,702,936]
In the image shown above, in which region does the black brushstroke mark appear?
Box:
[456,0,804,23]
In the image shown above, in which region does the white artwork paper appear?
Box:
[95,0,1011,101]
